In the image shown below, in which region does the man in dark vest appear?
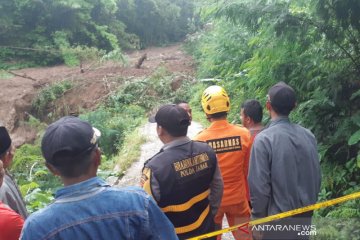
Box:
[141,104,224,240]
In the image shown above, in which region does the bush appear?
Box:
[80,108,128,158]
[32,80,73,119]
[12,143,61,213]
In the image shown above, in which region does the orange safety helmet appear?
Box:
[201,85,230,114]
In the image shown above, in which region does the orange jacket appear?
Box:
[0,202,24,240]
[194,120,251,207]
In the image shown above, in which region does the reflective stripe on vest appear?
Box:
[161,189,210,212]
[161,189,211,234]
[175,205,210,234]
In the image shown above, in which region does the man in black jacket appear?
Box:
[141,104,224,240]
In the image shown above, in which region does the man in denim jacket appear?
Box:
[21,116,178,240]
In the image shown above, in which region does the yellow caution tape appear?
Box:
[188,191,360,240]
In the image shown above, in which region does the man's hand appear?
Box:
[252,229,263,240]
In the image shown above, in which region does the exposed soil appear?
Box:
[0,44,195,146]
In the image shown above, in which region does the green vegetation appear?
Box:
[0,70,12,79]
[80,105,145,158]
[112,128,146,178]
[0,0,199,69]
[184,0,360,238]
[12,142,59,213]
[32,80,73,119]
[80,67,190,158]
[184,81,210,127]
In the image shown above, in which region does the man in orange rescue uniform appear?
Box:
[194,85,252,240]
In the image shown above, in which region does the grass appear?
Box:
[192,109,210,128]
[106,125,147,178]
[32,80,73,119]
[0,70,13,79]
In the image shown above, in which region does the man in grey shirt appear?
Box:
[248,82,321,239]
[0,126,28,219]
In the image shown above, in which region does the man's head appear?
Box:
[240,99,263,128]
[0,126,15,169]
[175,100,192,122]
[201,85,230,120]
[149,104,190,138]
[41,116,101,179]
[267,82,296,116]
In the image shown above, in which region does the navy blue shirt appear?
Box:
[21,177,178,240]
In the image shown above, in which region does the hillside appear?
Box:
[0,44,195,146]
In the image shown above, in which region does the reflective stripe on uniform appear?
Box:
[161,189,210,213]
[175,205,210,234]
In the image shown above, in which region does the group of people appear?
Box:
[0,81,321,240]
